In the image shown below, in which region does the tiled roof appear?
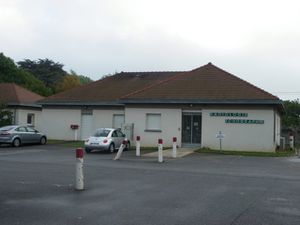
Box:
[40,63,281,106]
[121,63,279,103]
[40,72,182,104]
[0,83,44,104]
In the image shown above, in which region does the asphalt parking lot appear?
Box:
[1,144,300,225]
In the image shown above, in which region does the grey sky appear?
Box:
[1,0,300,100]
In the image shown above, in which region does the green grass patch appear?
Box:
[195,147,295,157]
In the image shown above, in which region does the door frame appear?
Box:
[181,110,202,147]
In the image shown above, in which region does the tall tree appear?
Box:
[18,58,67,93]
[0,53,52,96]
[282,100,300,132]
[56,74,81,92]
[0,103,13,127]
[70,70,93,84]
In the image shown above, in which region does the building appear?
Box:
[0,83,44,130]
[39,63,282,152]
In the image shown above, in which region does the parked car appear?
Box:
[84,128,130,153]
[0,125,47,147]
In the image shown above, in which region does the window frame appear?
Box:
[145,113,162,132]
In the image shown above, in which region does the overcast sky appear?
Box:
[1,0,300,100]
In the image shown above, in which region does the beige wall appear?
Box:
[202,108,277,152]
[125,107,182,147]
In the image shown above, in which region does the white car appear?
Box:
[84,128,130,153]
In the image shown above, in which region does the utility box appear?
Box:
[121,123,134,142]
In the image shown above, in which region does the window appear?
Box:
[27,113,34,125]
[145,113,161,132]
[113,114,125,128]
[15,127,27,132]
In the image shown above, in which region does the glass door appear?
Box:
[182,113,201,146]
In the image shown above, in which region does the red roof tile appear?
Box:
[121,63,279,101]
[0,83,44,104]
[40,72,182,104]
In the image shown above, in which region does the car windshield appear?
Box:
[0,126,15,131]
[94,129,110,137]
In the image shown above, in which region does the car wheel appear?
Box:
[13,138,21,147]
[85,148,91,153]
[108,143,115,153]
[40,137,47,145]
[125,142,130,151]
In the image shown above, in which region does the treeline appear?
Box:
[0,53,93,96]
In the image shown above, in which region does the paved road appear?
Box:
[1,145,300,225]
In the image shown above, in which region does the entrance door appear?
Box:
[81,114,93,140]
[182,114,201,146]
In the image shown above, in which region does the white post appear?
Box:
[114,140,126,160]
[75,148,84,191]
[136,136,141,157]
[158,139,163,163]
[75,129,78,141]
[172,137,177,158]
[289,133,294,149]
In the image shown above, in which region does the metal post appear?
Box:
[158,139,163,163]
[219,138,222,151]
[75,148,84,191]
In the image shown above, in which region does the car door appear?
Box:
[116,130,125,148]
[14,126,30,143]
[26,127,40,143]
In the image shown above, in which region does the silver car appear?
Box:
[84,128,130,153]
[0,125,47,147]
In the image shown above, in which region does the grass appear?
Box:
[195,147,295,157]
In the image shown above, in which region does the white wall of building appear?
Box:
[42,108,81,140]
[42,108,124,140]
[14,109,42,130]
[93,109,124,130]
[202,108,276,152]
[275,110,281,147]
[125,107,182,147]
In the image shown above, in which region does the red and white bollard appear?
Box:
[136,136,141,157]
[289,133,294,149]
[114,140,127,160]
[172,137,177,158]
[75,148,84,191]
[158,139,163,163]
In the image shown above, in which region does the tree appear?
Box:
[0,103,13,127]
[18,58,67,93]
[69,70,93,84]
[282,100,300,132]
[0,53,52,96]
[56,74,81,92]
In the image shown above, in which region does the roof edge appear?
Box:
[39,101,123,106]
[120,98,283,105]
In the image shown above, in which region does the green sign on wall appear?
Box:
[210,112,264,124]
[225,119,264,124]
[210,112,248,117]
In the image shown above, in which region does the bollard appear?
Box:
[289,133,294,149]
[114,140,127,160]
[172,137,177,158]
[75,148,84,191]
[158,139,163,163]
[136,136,141,157]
